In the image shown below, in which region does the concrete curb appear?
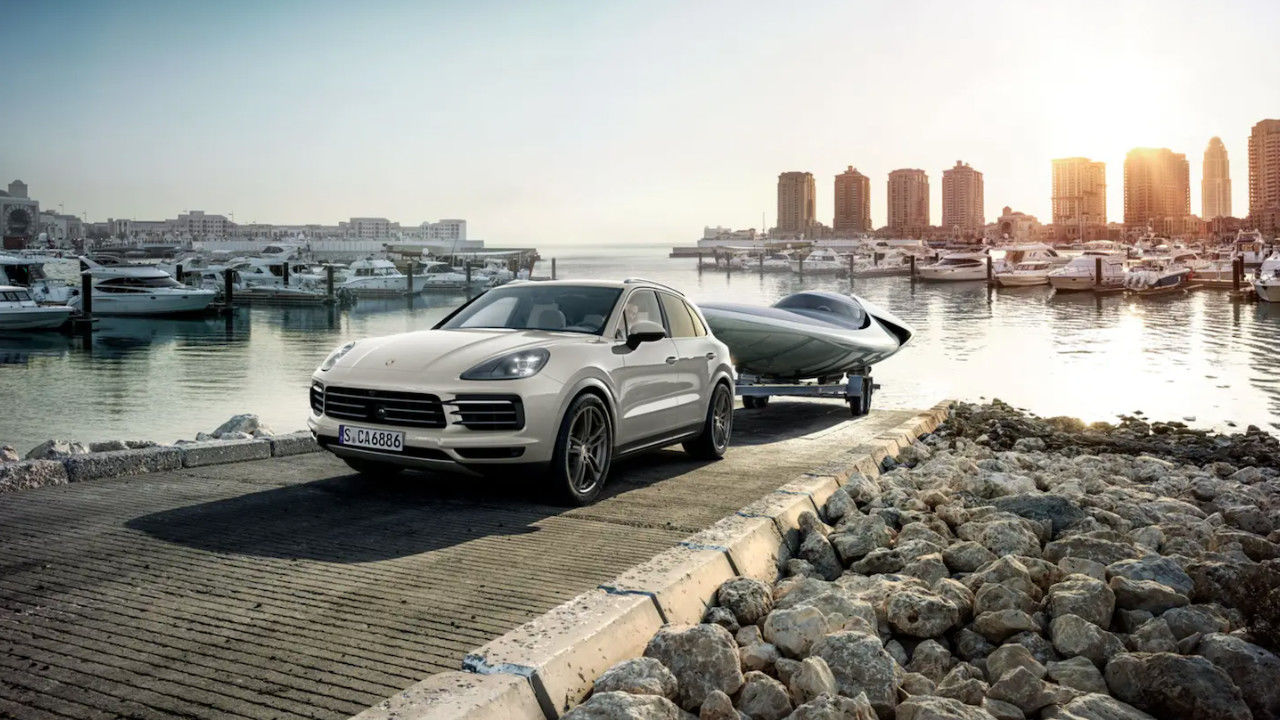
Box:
[358,401,956,720]
[63,446,184,483]
[461,590,664,719]
[351,671,543,720]
[181,438,274,468]
[1,431,323,495]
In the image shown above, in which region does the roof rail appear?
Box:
[623,277,684,295]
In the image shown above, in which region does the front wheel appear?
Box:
[684,382,734,459]
[342,457,405,476]
[548,394,614,505]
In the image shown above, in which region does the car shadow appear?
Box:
[125,400,851,563]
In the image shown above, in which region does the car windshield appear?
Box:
[438,285,622,334]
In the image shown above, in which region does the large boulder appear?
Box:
[1195,633,1280,720]
[717,577,774,625]
[1104,652,1250,720]
[993,493,1087,534]
[738,671,792,720]
[1044,536,1142,566]
[784,692,877,720]
[810,631,900,717]
[972,609,1039,642]
[1046,656,1108,694]
[764,605,831,658]
[1106,555,1194,596]
[829,514,893,563]
[594,657,679,699]
[1108,576,1188,614]
[1053,693,1156,720]
[211,413,274,438]
[1049,614,1125,666]
[562,691,693,720]
[798,531,843,581]
[788,656,838,706]
[885,590,960,638]
[1047,574,1116,628]
[896,695,998,720]
[24,439,88,460]
[644,624,743,711]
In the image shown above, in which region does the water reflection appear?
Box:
[0,247,1277,451]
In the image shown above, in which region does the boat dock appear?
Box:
[0,402,927,720]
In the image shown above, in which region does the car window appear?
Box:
[621,289,663,337]
[659,293,696,338]
[684,300,707,336]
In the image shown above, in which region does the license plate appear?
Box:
[338,425,404,452]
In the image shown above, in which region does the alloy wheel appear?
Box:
[566,404,609,494]
[711,386,732,450]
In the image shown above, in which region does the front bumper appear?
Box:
[307,374,566,473]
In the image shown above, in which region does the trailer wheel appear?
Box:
[849,377,873,417]
[743,395,769,409]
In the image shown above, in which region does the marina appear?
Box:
[2,244,1279,453]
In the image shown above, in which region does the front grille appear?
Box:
[323,386,445,428]
[310,382,324,415]
[449,395,524,430]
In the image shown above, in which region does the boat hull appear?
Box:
[72,290,216,316]
[1256,280,1280,302]
[1048,275,1123,292]
[995,273,1049,287]
[699,292,911,381]
[917,266,988,282]
[0,306,74,330]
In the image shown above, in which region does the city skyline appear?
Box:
[3,1,1278,244]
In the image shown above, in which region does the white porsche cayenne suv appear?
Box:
[308,279,735,504]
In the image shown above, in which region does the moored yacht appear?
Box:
[0,253,74,304]
[0,286,74,330]
[1255,253,1280,302]
[1125,255,1193,297]
[1048,251,1127,292]
[790,248,845,274]
[67,256,217,315]
[994,260,1053,287]
[916,250,989,281]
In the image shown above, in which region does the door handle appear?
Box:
[705,352,716,360]
[665,356,677,364]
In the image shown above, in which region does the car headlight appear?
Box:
[461,348,549,380]
[319,341,356,371]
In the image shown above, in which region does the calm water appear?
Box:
[2,245,1278,452]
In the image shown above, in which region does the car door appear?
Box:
[613,289,684,447]
[657,292,711,429]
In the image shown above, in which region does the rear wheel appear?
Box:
[684,382,734,459]
[342,457,405,476]
[548,394,613,505]
[849,376,873,417]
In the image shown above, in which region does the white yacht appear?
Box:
[0,286,73,330]
[0,253,74,304]
[1125,255,1193,296]
[761,252,793,272]
[67,256,217,315]
[996,243,1065,270]
[916,250,989,281]
[994,260,1053,287]
[1048,251,1127,292]
[791,248,845,274]
[1255,253,1280,302]
[339,258,473,297]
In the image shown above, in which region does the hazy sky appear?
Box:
[3,0,1278,245]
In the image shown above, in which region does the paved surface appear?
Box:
[0,403,919,720]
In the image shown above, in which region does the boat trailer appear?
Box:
[736,372,879,417]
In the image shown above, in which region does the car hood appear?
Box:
[322,328,595,380]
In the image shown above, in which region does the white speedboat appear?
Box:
[0,286,73,330]
[699,291,912,381]
[67,256,217,315]
[1255,253,1280,302]
[995,260,1053,287]
[1048,251,1127,292]
[1125,256,1192,297]
[0,253,74,304]
[916,250,989,281]
[790,248,845,274]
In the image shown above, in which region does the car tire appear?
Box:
[342,457,405,476]
[683,382,733,459]
[548,393,613,506]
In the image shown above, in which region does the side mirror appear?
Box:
[625,319,667,349]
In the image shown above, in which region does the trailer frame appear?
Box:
[735,372,879,417]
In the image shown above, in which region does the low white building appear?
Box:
[697,225,760,247]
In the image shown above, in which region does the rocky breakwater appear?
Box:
[564,401,1280,720]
